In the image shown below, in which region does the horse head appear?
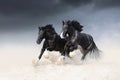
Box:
[36,26,45,44]
[62,20,72,38]
[62,20,84,38]
[36,24,56,44]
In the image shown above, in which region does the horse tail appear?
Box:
[87,36,101,58]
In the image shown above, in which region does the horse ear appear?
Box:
[62,21,64,25]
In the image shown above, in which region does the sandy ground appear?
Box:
[0,48,120,80]
[0,36,120,80]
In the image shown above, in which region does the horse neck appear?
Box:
[45,32,57,40]
[68,27,76,38]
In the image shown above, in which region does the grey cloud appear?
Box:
[0,0,120,16]
[0,0,93,17]
[93,0,120,9]
[0,0,91,32]
[0,0,120,32]
[61,0,92,6]
[0,0,60,16]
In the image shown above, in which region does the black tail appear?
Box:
[87,36,101,58]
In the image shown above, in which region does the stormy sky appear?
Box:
[0,0,120,53]
[0,0,120,32]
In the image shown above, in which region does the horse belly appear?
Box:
[78,36,90,49]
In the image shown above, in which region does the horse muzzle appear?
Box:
[36,39,42,44]
[63,31,68,38]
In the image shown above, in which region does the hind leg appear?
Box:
[81,52,87,60]
[80,49,88,60]
[62,49,70,57]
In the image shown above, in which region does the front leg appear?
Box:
[61,51,65,56]
[38,41,48,60]
[38,48,45,60]
[64,41,73,56]
[64,41,77,57]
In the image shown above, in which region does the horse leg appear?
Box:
[65,50,70,57]
[61,47,70,58]
[38,41,48,60]
[38,48,46,60]
[81,50,88,60]
[81,52,87,60]
[61,51,65,56]
[64,44,71,57]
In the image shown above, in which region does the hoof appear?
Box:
[56,56,65,65]
[44,54,49,59]
[32,59,39,66]
[58,56,65,62]
[81,57,85,61]
[70,52,76,58]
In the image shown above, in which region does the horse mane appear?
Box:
[71,20,84,32]
[45,24,57,34]
[45,24,54,30]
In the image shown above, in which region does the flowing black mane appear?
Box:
[71,20,83,32]
[44,24,55,31]
[43,24,57,36]
[63,20,83,32]
[41,24,56,34]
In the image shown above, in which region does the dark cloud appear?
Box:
[0,0,59,16]
[61,0,92,6]
[93,0,120,8]
[0,0,120,17]
[0,0,92,16]
[0,0,120,32]
[0,0,91,32]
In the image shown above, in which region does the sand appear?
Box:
[0,35,120,80]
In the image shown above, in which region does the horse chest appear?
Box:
[48,40,54,46]
[71,31,78,43]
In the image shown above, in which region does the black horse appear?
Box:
[36,24,76,60]
[62,20,100,60]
